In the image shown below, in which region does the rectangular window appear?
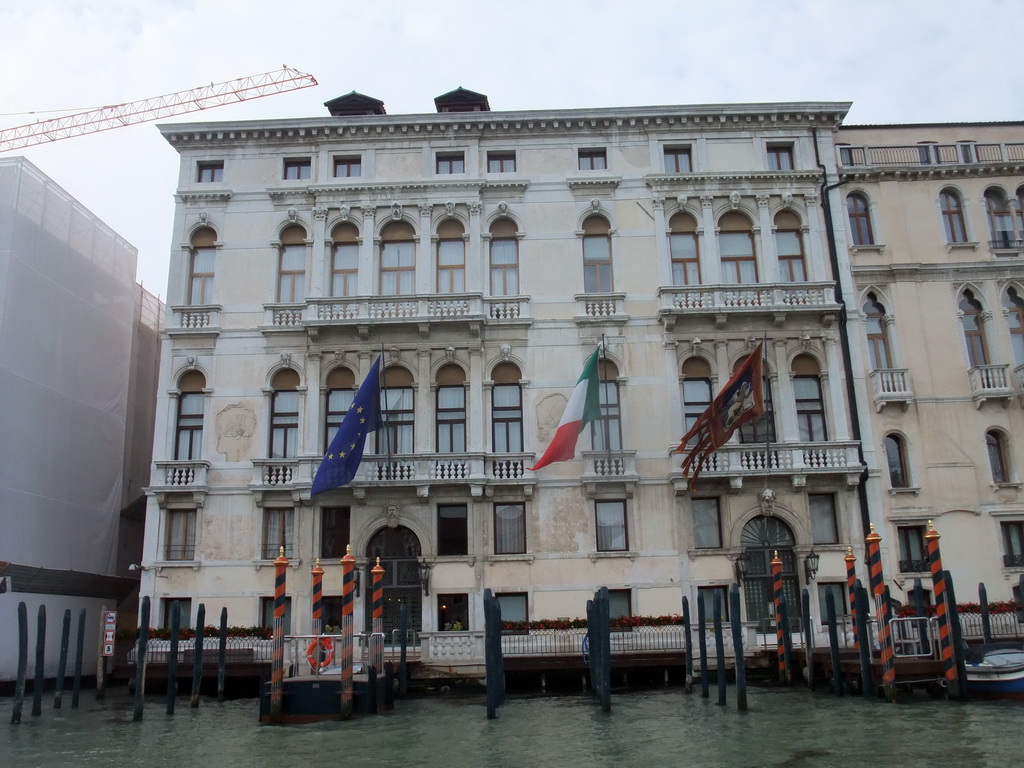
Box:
[794,376,827,442]
[697,586,730,624]
[583,234,613,292]
[270,390,299,458]
[262,508,295,559]
[817,582,848,623]
[669,233,700,285]
[196,161,223,183]
[692,498,722,549]
[492,384,523,453]
[380,387,414,453]
[380,241,415,295]
[590,380,622,451]
[489,238,519,296]
[767,144,794,171]
[775,230,806,282]
[189,247,215,304]
[320,507,350,559]
[324,388,354,451]
[596,500,628,552]
[897,525,928,573]
[436,385,466,453]
[1002,520,1024,567]
[284,158,312,180]
[162,598,193,629]
[260,596,292,634]
[175,392,204,460]
[331,243,359,297]
[809,495,839,544]
[438,504,469,556]
[578,149,607,171]
[494,502,526,554]
[664,147,692,174]
[682,378,712,433]
[436,152,465,174]
[495,592,528,623]
[608,589,631,619]
[719,232,757,284]
[437,593,469,631]
[436,239,466,293]
[333,156,362,178]
[165,509,196,560]
[278,244,306,303]
[487,152,516,173]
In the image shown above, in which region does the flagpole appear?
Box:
[380,343,392,474]
[600,334,612,468]
[762,333,771,491]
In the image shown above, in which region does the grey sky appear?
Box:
[3,0,1021,297]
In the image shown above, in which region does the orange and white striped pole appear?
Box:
[865,525,897,701]
[269,546,289,724]
[340,545,355,720]
[311,558,324,638]
[924,520,960,698]
[845,547,858,649]
[371,557,385,672]
[772,550,786,683]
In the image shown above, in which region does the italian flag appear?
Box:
[530,347,602,471]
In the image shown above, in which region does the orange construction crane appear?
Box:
[0,67,317,153]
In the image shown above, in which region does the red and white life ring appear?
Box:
[305,637,335,671]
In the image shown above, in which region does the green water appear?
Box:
[2,688,1020,767]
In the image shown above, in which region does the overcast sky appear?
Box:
[3,0,1022,298]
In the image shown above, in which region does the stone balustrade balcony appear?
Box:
[657,282,838,329]
[167,305,221,335]
[152,460,210,491]
[870,368,913,411]
[968,364,1013,407]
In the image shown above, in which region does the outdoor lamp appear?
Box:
[353,564,361,598]
[734,551,750,584]
[418,559,431,597]
[804,550,820,582]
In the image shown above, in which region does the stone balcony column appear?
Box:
[468,202,483,291]
[653,196,672,287]
[700,194,721,284]
[772,339,798,443]
[823,335,851,440]
[469,346,485,452]
[302,351,323,457]
[310,205,328,298]
[359,204,376,296]
[757,193,779,284]
[417,203,433,295]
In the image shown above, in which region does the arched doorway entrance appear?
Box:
[365,525,423,635]
[740,516,801,633]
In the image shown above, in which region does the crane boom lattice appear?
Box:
[0,67,318,153]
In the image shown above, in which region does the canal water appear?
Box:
[2,687,1020,768]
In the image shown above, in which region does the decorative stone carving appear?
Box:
[981,310,994,322]
[804,190,819,205]
[445,201,456,216]
[198,210,208,225]
[445,346,455,362]
[800,333,812,351]
[729,191,741,209]
[700,194,715,208]
[382,500,401,528]
[186,355,196,370]
[287,207,298,223]
[498,201,508,215]
[782,193,794,207]
[339,205,350,222]
[280,352,291,366]
[691,338,702,353]
[417,203,432,218]
[760,487,777,517]
[391,202,403,220]
[676,194,687,209]
[883,313,896,327]
[468,202,482,216]
[651,195,665,210]
[756,193,771,208]
[590,198,601,212]
[389,346,400,362]
[312,205,328,220]
[500,343,511,361]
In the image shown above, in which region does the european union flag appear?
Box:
[311,356,383,495]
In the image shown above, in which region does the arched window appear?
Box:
[590,358,622,451]
[489,218,519,296]
[330,222,359,297]
[582,216,613,292]
[175,370,206,460]
[774,210,806,282]
[884,434,909,488]
[863,292,892,370]
[960,289,989,367]
[324,366,355,451]
[270,368,300,458]
[793,355,826,442]
[277,225,306,303]
[188,227,216,305]
[987,429,1009,484]
[436,364,466,453]
[939,189,967,244]
[719,212,757,284]
[681,357,712,432]
[381,366,414,453]
[985,189,1016,248]
[1005,287,1024,366]
[846,193,874,246]
[492,363,522,453]
[380,220,416,295]
[740,516,798,632]
[739,360,775,444]
[668,212,700,285]
[436,219,465,293]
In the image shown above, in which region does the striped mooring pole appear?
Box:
[924,520,960,698]
[269,546,289,724]
[371,557,385,673]
[865,524,897,701]
[340,545,355,720]
[772,550,786,683]
[311,558,324,639]
[845,546,859,649]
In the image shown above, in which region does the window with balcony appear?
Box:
[196,161,223,183]
[175,370,206,460]
[793,355,826,442]
[960,289,989,367]
[697,586,730,623]
[436,152,465,175]
[330,222,359,297]
[165,509,196,560]
[277,225,306,303]
[436,219,466,293]
[492,363,523,453]
[767,143,794,171]
[283,158,312,180]
[438,504,468,556]
[380,366,414,454]
[664,146,692,173]
[436,364,466,453]
[718,212,757,284]
[809,494,838,544]
[986,429,1010,484]
[188,227,216,305]
[590,358,621,452]
[940,189,968,244]
[487,152,516,173]
[897,525,928,573]
[260,596,292,634]
[774,211,806,282]
[1005,287,1024,366]
[681,357,712,433]
[262,508,295,559]
[1001,520,1024,568]
[691,497,722,549]
[270,368,300,459]
[863,293,892,369]
[846,193,875,246]
[324,366,355,451]
[380,220,416,295]
[494,502,526,554]
[582,215,613,292]
[596,500,628,552]
[884,434,910,489]
[985,189,1017,248]
[578,148,607,171]
[669,212,700,285]
[320,507,350,559]
[489,218,519,296]
[739,368,775,444]
[333,156,361,178]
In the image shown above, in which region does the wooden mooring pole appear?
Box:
[682,595,694,694]
[944,571,969,701]
[978,583,992,644]
[713,592,726,706]
[190,603,206,708]
[865,525,897,702]
[166,601,181,715]
[729,583,746,712]
[269,547,289,724]
[825,590,844,696]
[399,602,409,698]
[924,521,959,699]
[71,608,86,708]
[11,601,28,724]
[697,595,709,698]
[339,545,355,720]
[32,604,46,716]
[483,588,503,719]
[854,582,873,699]
[54,608,71,709]
[802,588,814,690]
[771,551,787,684]
[216,607,228,702]
[845,547,859,650]
[133,596,150,722]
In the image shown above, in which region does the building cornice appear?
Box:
[841,163,1024,183]
[853,260,1024,283]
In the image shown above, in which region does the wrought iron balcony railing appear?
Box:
[898,557,930,574]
